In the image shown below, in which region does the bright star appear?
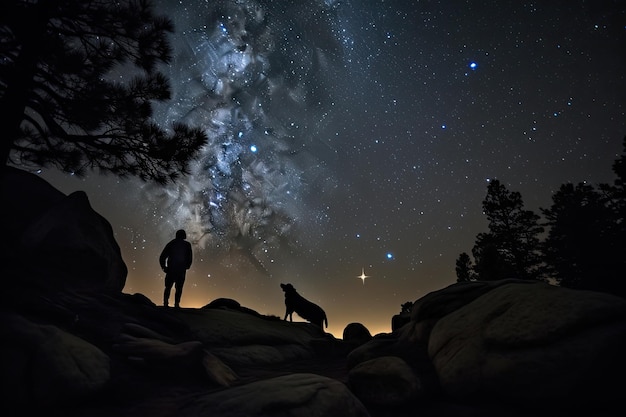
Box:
[357,267,369,285]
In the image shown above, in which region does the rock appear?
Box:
[0,312,110,407]
[348,356,421,407]
[346,333,440,399]
[391,312,410,332]
[179,373,371,417]
[112,335,204,370]
[185,307,305,345]
[210,343,314,367]
[203,297,276,318]
[0,166,66,239]
[206,298,241,309]
[427,280,626,409]
[113,325,238,387]
[1,167,127,293]
[201,349,239,387]
[22,190,127,292]
[404,279,532,343]
[343,322,372,350]
[346,333,402,369]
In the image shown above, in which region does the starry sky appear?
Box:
[40,0,625,338]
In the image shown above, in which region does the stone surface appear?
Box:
[343,322,373,350]
[180,373,371,417]
[427,281,626,407]
[348,356,421,406]
[1,166,127,293]
[0,312,110,407]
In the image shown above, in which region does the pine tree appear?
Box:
[455,252,476,282]
[543,137,626,297]
[471,233,513,281]
[601,136,626,243]
[0,0,207,183]
[472,179,544,280]
[541,182,615,289]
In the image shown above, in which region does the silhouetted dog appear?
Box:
[280,283,328,329]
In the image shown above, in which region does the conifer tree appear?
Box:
[0,0,207,183]
[455,252,475,282]
[541,182,614,289]
[469,180,544,281]
[543,137,626,297]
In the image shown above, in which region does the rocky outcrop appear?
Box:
[1,166,127,293]
[349,279,626,414]
[3,167,626,417]
[425,281,626,406]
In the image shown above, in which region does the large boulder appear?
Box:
[426,281,626,408]
[348,356,421,407]
[343,322,372,350]
[174,307,328,368]
[112,332,238,387]
[402,279,528,344]
[348,280,626,413]
[179,373,371,417]
[1,167,127,292]
[0,312,111,407]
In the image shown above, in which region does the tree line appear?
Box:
[456,136,626,298]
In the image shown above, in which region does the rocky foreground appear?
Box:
[2,166,626,417]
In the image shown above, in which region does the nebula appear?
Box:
[148,0,346,272]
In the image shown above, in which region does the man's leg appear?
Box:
[164,275,174,307]
[174,275,186,308]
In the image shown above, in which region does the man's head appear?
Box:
[176,229,186,239]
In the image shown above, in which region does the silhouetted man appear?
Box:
[159,229,193,308]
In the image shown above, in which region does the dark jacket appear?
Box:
[159,237,192,273]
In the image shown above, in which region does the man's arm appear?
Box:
[185,242,193,269]
[159,242,170,270]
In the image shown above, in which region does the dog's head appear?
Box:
[280,283,295,293]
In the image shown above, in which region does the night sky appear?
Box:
[39,0,625,337]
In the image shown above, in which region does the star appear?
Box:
[357,267,370,285]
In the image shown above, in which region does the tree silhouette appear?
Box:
[601,135,626,251]
[603,136,626,297]
[457,136,626,297]
[541,182,616,290]
[472,233,514,281]
[400,302,413,314]
[463,180,543,281]
[0,0,207,183]
[455,252,475,282]
[542,137,626,297]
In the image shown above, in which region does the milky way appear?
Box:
[146,0,349,273]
